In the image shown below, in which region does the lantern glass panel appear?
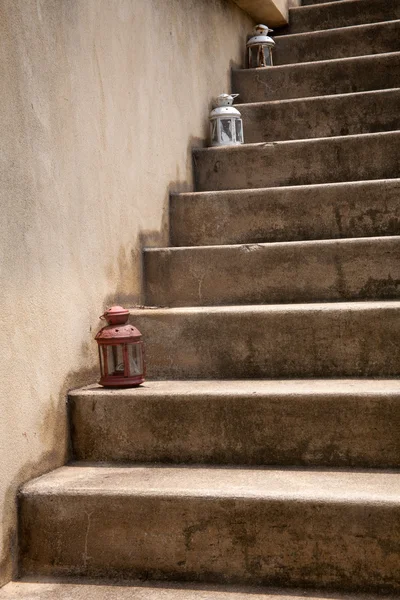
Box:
[128,343,143,376]
[235,119,244,143]
[106,345,124,375]
[221,119,233,143]
[211,120,219,144]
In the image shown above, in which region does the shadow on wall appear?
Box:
[104,136,204,308]
[1,362,98,586]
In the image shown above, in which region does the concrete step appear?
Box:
[1,583,399,600]
[170,180,400,247]
[128,302,400,379]
[144,236,400,307]
[239,89,400,143]
[232,52,400,102]
[20,465,400,591]
[70,379,400,468]
[194,131,400,192]
[274,20,400,65]
[285,0,400,34]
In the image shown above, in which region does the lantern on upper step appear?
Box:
[247,24,275,68]
[209,93,244,147]
[95,306,145,388]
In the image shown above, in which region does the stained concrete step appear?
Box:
[70,380,400,468]
[232,52,400,103]
[170,180,400,247]
[144,236,400,307]
[20,465,400,591]
[194,131,400,192]
[1,583,399,600]
[274,20,400,65]
[239,89,400,143]
[128,302,400,379]
[285,0,400,34]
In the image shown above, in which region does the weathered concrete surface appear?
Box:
[19,465,400,591]
[170,180,400,247]
[144,236,400,307]
[1,581,397,600]
[0,0,253,586]
[171,180,400,247]
[274,20,400,65]
[194,131,400,192]
[128,302,400,379]
[232,52,400,102]
[70,380,400,468]
[239,89,400,143]
[285,0,400,34]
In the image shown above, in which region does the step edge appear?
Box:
[232,50,400,73]
[275,17,400,40]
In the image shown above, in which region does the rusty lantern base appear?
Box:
[98,374,145,388]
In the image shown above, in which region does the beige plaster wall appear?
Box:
[0,0,253,586]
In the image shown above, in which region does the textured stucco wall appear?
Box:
[0,0,253,586]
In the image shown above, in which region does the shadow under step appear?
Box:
[283,0,400,35]
[193,131,400,192]
[274,20,400,65]
[20,465,400,591]
[239,89,400,143]
[170,180,400,247]
[232,52,400,103]
[69,379,400,468]
[128,302,400,379]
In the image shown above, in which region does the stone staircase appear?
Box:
[4,0,400,598]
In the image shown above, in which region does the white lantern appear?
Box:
[247,24,275,68]
[209,93,244,147]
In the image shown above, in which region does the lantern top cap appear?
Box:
[247,24,275,48]
[101,305,130,325]
[254,24,273,34]
[215,93,239,107]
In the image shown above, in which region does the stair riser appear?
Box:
[170,181,400,247]
[20,493,400,591]
[240,90,400,143]
[194,133,400,192]
[144,238,400,307]
[70,392,400,468]
[274,20,400,65]
[129,305,400,378]
[232,53,400,103]
[286,0,400,34]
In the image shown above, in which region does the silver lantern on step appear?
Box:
[247,24,275,68]
[209,93,244,147]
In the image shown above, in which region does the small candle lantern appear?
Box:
[95,306,145,388]
[247,24,275,68]
[210,93,244,147]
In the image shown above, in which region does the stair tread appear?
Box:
[144,234,400,253]
[2,581,400,600]
[21,464,400,503]
[172,177,400,198]
[276,17,400,40]
[235,87,400,109]
[2,580,397,600]
[233,50,400,73]
[130,300,400,315]
[70,378,400,398]
[196,129,400,153]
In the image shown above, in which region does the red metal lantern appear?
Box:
[95,306,145,388]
